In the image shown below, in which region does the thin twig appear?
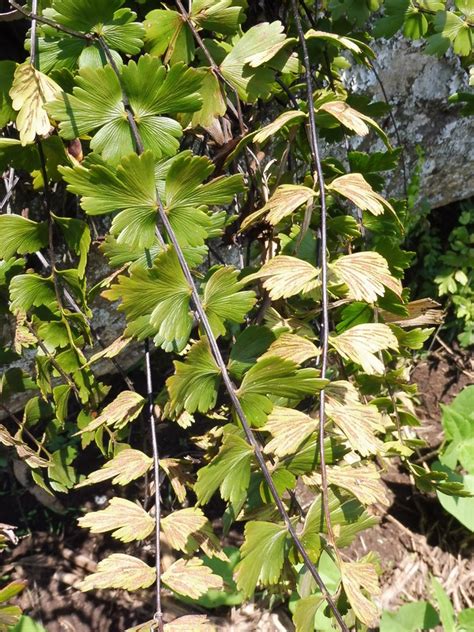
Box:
[9,1,93,40]
[290,0,337,555]
[29,0,38,67]
[0,402,52,459]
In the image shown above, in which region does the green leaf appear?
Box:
[380,601,439,632]
[0,216,48,260]
[166,338,221,415]
[144,9,195,65]
[10,615,48,632]
[234,521,288,597]
[194,431,253,509]
[435,10,472,56]
[0,60,16,127]
[430,577,456,632]
[163,151,243,247]
[48,55,202,164]
[220,22,292,101]
[103,247,193,351]
[192,0,244,35]
[9,274,56,313]
[434,463,474,532]
[37,0,144,72]
[459,608,474,632]
[202,267,255,337]
[228,326,276,380]
[237,356,327,427]
[52,214,90,278]
[61,151,157,249]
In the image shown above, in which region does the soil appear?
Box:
[1,346,473,631]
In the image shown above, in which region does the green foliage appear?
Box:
[0,0,469,629]
[381,576,474,631]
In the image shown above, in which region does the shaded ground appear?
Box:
[1,345,473,631]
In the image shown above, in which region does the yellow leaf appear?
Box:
[245,256,320,300]
[325,379,360,405]
[87,336,131,365]
[78,497,154,542]
[262,406,318,457]
[261,333,320,364]
[76,390,144,434]
[127,617,215,632]
[189,521,228,561]
[160,458,194,503]
[0,425,50,468]
[381,298,444,327]
[319,101,369,136]
[341,559,380,627]
[253,110,306,144]
[240,185,317,230]
[305,464,389,506]
[161,508,207,552]
[10,62,61,145]
[162,558,223,599]
[329,323,399,375]
[326,401,385,456]
[76,449,153,487]
[164,615,216,632]
[79,554,155,592]
[332,251,402,302]
[328,173,395,217]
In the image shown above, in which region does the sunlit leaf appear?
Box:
[79,554,155,592]
[79,497,154,542]
[166,338,221,416]
[10,63,61,145]
[261,333,320,364]
[76,449,153,487]
[328,173,395,217]
[262,406,318,457]
[245,256,320,300]
[194,432,253,508]
[0,216,48,260]
[332,251,402,303]
[9,274,56,313]
[48,55,202,164]
[330,323,399,374]
[77,390,144,434]
[326,400,385,456]
[234,521,288,597]
[162,558,223,599]
[241,185,316,230]
[305,464,389,506]
[161,508,207,552]
[202,267,256,337]
[341,559,380,627]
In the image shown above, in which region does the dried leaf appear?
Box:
[245,256,320,300]
[261,333,320,364]
[76,449,153,487]
[79,554,155,592]
[78,497,154,542]
[87,336,131,365]
[10,62,61,144]
[77,391,144,434]
[328,173,395,217]
[161,508,207,552]
[326,401,385,456]
[0,425,50,468]
[263,406,318,457]
[304,464,389,506]
[341,559,380,627]
[330,323,399,375]
[164,615,215,631]
[160,458,194,503]
[381,298,444,327]
[253,110,306,144]
[332,251,402,302]
[240,185,316,230]
[162,558,223,599]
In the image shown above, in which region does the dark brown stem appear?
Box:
[9,1,93,40]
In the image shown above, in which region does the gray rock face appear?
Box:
[346,37,473,208]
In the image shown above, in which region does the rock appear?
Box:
[346,37,474,208]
